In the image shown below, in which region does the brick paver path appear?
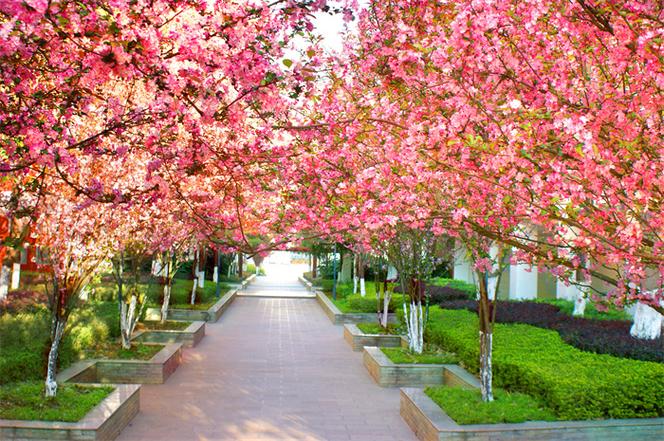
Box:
[118,275,417,441]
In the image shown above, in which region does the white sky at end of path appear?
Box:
[285,1,368,59]
[313,11,346,53]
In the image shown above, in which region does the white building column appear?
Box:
[508,261,538,300]
[556,280,582,301]
[453,245,474,285]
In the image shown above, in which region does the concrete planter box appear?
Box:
[0,384,140,441]
[344,324,406,351]
[400,387,664,441]
[145,274,257,323]
[313,290,398,325]
[58,343,183,385]
[132,320,205,348]
[363,346,480,388]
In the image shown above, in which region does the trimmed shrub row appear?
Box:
[438,300,663,362]
[427,307,664,420]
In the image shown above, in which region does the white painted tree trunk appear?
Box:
[0,265,10,299]
[190,278,198,305]
[353,255,358,294]
[386,265,397,281]
[213,266,218,283]
[479,330,494,402]
[381,291,392,328]
[198,270,204,288]
[573,289,587,316]
[120,295,144,349]
[360,278,366,297]
[151,259,162,277]
[10,262,20,290]
[161,284,171,323]
[630,302,663,340]
[45,319,65,397]
[403,300,424,353]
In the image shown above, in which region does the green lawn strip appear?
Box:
[428,307,664,419]
[84,342,164,360]
[356,322,401,335]
[428,277,476,297]
[425,386,556,425]
[324,287,405,314]
[0,382,114,422]
[534,298,631,321]
[138,320,192,331]
[169,302,215,310]
[382,347,457,364]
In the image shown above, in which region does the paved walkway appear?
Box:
[118,275,417,441]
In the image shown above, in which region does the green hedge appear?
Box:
[0,302,119,384]
[427,307,664,420]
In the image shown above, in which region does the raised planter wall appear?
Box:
[132,321,205,348]
[363,346,480,389]
[0,384,140,441]
[344,324,405,351]
[58,343,183,385]
[400,388,664,441]
[308,286,398,325]
[144,274,256,323]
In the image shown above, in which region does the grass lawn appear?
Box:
[356,322,401,335]
[0,382,114,422]
[535,298,631,321]
[381,347,458,364]
[425,386,556,425]
[84,342,164,360]
[137,320,192,331]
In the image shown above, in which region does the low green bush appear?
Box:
[427,307,664,420]
[0,301,120,385]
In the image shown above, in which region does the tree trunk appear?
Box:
[630,302,663,340]
[198,246,205,288]
[573,291,587,316]
[190,278,198,305]
[381,291,392,328]
[120,295,138,349]
[160,254,172,323]
[161,283,171,323]
[238,253,243,279]
[477,271,496,402]
[312,255,317,279]
[403,299,424,353]
[45,317,65,397]
[353,255,359,294]
[479,329,493,402]
[339,253,352,283]
[10,262,20,290]
[0,265,10,299]
[357,255,366,297]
